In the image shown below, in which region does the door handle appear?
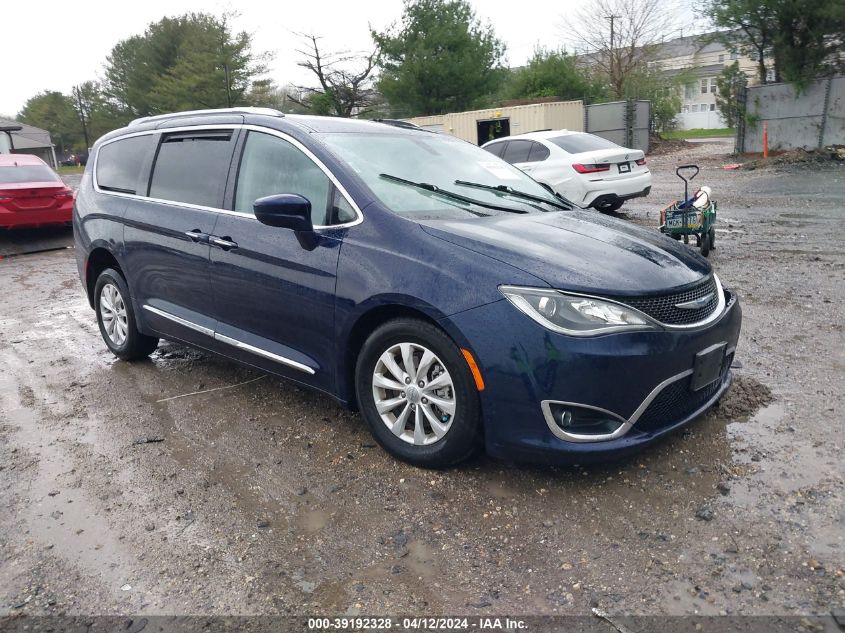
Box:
[209,235,238,251]
[184,229,208,243]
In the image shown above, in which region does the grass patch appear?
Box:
[661,128,735,140]
[57,165,85,175]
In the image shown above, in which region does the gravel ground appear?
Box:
[0,142,843,624]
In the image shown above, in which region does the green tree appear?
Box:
[714,62,747,128]
[18,91,83,152]
[619,64,688,132]
[503,48,608,103]
[706,0,775,84]
[707,0,845,87]
[104,12,268,116]
[770,0,845,84]
[373,0,506,117]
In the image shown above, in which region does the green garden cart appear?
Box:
[659,164,717,257]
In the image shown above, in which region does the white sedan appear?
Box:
[482,130,652,213]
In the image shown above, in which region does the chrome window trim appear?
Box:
[92,123,364,229]
[501,274,727,334]
[142,304,315,375]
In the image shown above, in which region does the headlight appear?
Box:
[499,286,660,336]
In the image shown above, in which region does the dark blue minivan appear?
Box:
[74,108,741,467]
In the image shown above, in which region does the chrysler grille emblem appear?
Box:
[675,293,714,310]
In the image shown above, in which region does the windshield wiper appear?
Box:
[454,180,572,211]
[379,174,528,214]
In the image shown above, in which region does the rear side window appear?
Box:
[483,142,507,158]
[502,140,533,164]
[234,131,332,225]
[528,142,550,162]
[548,133,621,153]
[149,131,233,207]
[96,135,154,194]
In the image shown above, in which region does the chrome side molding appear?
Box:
[143,304,214,337]
[213,332,315,375]
[142,304,315,375]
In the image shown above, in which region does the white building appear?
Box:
[650,34,771,130]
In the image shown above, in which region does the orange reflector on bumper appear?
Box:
[461,348,485,391]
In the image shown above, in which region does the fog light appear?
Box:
[559,410,573,427]
[545,403,624,437]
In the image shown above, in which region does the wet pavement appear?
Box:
[0,148,843,620]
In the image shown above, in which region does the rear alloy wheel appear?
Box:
[356,319,481,467]
[94,268,159,361]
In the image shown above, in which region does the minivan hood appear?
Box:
[420,210,710,295]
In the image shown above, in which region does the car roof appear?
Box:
[0,153,48,167]
[483,130,581,145]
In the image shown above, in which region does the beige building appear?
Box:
[404,100,584,145]
[649,33,770,130]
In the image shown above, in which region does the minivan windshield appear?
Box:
[318,132,565,220]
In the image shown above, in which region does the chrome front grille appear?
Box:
[610,276,720,326]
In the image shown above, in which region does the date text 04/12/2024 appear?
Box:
[307,617,528,630]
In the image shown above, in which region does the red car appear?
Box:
[0,154,74,229]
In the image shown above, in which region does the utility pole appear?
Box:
[606,14,620,95]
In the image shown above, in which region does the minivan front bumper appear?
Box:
[441,288,741,463]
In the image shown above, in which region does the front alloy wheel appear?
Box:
[372,342,456,446]
[356,318,481,468]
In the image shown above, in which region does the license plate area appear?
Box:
[666,215,684,229]
[691,343,727,391]
[618,162,630,173]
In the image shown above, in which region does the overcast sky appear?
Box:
[3,0,701,117]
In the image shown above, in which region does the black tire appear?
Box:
[709,227,716,250]
[700,231,711,257]
[595,199,624,213]
[94,268,159,361]
[355,318,482,468]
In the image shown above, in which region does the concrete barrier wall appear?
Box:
[742,76,844,152]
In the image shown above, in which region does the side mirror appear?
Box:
[254,194,313,232]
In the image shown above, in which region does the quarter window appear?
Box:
[234,131,334,225]
[148,131,233,207]
[528,142,550,162]
[96,135,155,194]
[502,140,533,164]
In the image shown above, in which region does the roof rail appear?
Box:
[129,107,284,127]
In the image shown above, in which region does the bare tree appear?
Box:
[289,34,379,117]
[567,0,681,98]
